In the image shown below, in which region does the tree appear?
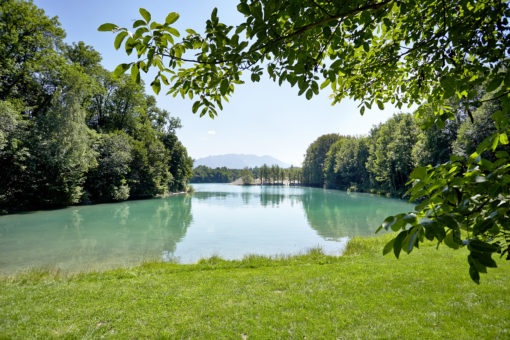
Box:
[324,136,369,191]
[85,132,133,202]
[303,134,340,186]
[412,105,461,167]
[323,136,352,189]
[366,114,418,195]
[0,0,65,115]
[103,1,509,281]
[453,99,508,160]
[161,122,193,192]
[260,164,269,185]
[0,100,31,210]
[241,167,254,185]
[29,65,98,206]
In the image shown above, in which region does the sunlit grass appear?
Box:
[1,234,509,339]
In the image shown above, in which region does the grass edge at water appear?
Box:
[0,233,437,283]
[1,233,509,339]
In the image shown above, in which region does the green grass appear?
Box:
[1,234,509,339]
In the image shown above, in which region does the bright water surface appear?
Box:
[0,184,412,274]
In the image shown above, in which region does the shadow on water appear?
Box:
[0,195,193,274]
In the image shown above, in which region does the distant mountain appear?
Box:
[194,154,290,169]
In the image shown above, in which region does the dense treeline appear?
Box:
[0,0,192,212]
[303,91,506,196]
[191,165,303,185]
[191,166,242,183]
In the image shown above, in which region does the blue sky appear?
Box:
[34,0,404,166]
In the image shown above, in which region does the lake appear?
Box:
[0,184,412,274]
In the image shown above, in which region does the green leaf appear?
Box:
[220,79,229,96]
[165,12,180,25]
[444,230,460,249]
[376,100,384,110]
[113,63,131,78]
[114,32,128,50]
[437,215,458,229]
[139,8,151,23]
[410,166,427,180]
[486,76,502,92]
[131,63,140,83]
[192,101,201,114]
[468,240,499,253]
[469,265,480,284]
[125,37,136,55]
[499,133,509,145]
[403,213,418,225]
[151,78,161,95]
[133,20,146,28]
[381,216,396,230]
[393,231,407,259]
[492,134,500,151]
[306,89,313,100]
[237,3,250,15]
[166,27,180,37]
[468,254,487,274]
[98,23,117,31]
[471,251,497,268]
[320,79,330,89]
[403,227,419,254]
[311,82,319,95]
[383,238,395,255]
[134,27,149,39]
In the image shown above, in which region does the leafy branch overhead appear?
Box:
[100,0,510,282]
[100,1,507,121]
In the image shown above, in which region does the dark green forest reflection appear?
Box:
[301,189,409,239]
[0,195,192,273]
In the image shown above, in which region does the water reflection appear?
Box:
[0,194,193,274]
[190,185,407,240]
[301,189,406,239]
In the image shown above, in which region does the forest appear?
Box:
[302,89,507,197]
[191,164,303,185]
[0,0,193,213]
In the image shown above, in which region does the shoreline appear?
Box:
[0,189,192,216]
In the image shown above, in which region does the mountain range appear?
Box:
[193,154,291,169]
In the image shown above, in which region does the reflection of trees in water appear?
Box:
[241,192,251,205]
[301,189,408,239]
[193,192,229,200]
[66,194,194,264]
[194,191,287,207]
[0,194,194,273]
[259,193,286,207]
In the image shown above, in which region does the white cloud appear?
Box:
[207,130,216,135]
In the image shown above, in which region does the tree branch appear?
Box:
[161,1,394,66]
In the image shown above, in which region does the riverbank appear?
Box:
[1,234,509,338]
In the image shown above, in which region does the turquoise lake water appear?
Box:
[0,184,412,274]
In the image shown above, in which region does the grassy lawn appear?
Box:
[1,234,509,339]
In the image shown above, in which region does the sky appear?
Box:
[33,0,405,166]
